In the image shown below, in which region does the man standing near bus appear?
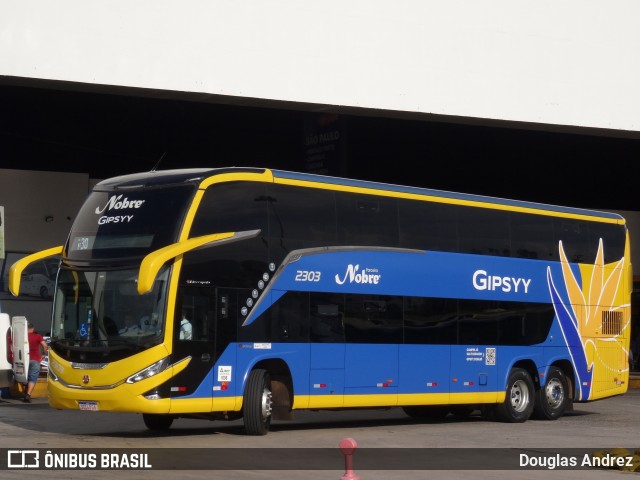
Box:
[23,322,47,403]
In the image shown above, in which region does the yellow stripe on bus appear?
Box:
[274,176,623,225]
[291,392,506,410]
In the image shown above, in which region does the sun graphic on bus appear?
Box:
[547,239,630,401]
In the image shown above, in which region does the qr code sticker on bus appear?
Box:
[485,347,496,366]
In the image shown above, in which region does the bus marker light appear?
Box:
[426,382,438,387]
[313,383,327,389]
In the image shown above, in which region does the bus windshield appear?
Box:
[50,265,170,363]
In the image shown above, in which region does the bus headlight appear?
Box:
[126,357,170,384]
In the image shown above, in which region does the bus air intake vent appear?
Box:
[601,311,622,335]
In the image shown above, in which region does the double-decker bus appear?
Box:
[9,167,632,435]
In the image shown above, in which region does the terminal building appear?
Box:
[1,2,639,368]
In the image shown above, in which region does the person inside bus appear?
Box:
[180,311,193,340]
[119,314,141,336]
[23,322,48,403]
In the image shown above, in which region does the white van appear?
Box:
[0,313,13,388]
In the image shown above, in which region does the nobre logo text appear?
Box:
[95,195,145,214]
[335,264,381,285]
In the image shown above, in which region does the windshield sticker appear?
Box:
[95,195,146,226]
[95,195,145,214]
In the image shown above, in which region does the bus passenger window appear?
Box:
[310,293,344,343]
[343,294,402,344]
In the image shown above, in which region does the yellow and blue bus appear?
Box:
[9,167,632,435]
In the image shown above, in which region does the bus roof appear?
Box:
[270,169,624,222]
[94,166,624,223]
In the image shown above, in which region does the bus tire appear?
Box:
[142,413,173,431]
[402,406,449,419]
[494,368,534,423]
[243,369,273,435]
[533,366,568,420]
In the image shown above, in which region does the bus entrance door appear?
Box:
[169,290,216,412]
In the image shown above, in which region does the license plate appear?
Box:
[78,401,99,411]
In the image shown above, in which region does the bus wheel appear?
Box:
[142,413,173,431]
[243,369,273,435]
[533,366,568,420]
[402,406,449,419]
[494,368,534,423]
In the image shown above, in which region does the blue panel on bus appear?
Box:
[345,344,398,389]
[399,345,451,395]
[245,249,571,325]
[282,250,554,300]
[237,245,617,403]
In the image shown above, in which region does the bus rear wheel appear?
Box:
[533,366,568,420]
[142,413,173,431]
[243,369,273,435]
[494,368,534,423]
